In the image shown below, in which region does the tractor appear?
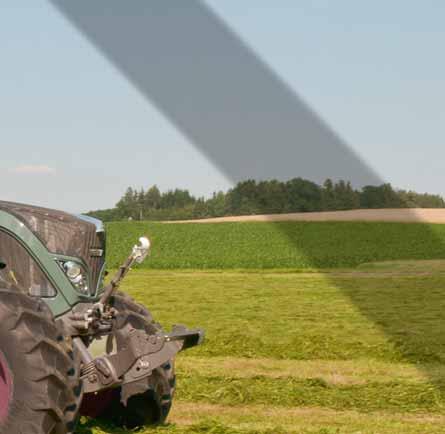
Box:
[0,201,203,433]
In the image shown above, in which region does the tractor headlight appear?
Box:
[60,261,89,295]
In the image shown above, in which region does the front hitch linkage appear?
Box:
[70,236,204,394]
[80,325,203,394]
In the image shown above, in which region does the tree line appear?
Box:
[87,178,445,222]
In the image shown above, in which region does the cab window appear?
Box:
[0,230,56,297]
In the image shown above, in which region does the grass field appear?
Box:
[77,259,445,433]
[106,221,445,269]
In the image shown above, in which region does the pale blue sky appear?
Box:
[1,1,444,212]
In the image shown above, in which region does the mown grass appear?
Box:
[116,270,445,363]
[79,264,445,433]
[106,220,445,269]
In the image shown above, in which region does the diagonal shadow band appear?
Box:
[49,0,445,401]
[49,0,379,186]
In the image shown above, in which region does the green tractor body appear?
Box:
[0,201,203,433]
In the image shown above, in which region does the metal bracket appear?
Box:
[81,326,204,394]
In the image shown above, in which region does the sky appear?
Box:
[1,1,445,213]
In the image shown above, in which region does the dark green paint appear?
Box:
[0,210,101,316]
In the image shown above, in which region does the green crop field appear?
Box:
[106,220,445,269]
[77,220,445,433]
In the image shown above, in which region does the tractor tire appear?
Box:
[63,343,83,433]
[81,291,176,429]
[0,289,81,434]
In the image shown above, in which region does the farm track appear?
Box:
[177,356,443,384]
[166,208,445,224]
[168,402,445,433]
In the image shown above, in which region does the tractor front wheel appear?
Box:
[80,292,176,429]
[0,289,80,434]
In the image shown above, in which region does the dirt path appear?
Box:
[165,208,445,224]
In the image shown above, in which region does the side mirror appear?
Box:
[132,236,151,264]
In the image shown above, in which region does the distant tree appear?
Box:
[193,198,209,218]
[256,180,287,213]
[115,187,138,219]
[161,189,196,209]
[285,178,322,212]
[86,177,445,221]
[321,179,336,210]
[226,180,258,215]
[332,180,360,210]
[144,185,161,210]
[360,184,402,209]
[397,189,445,208]
[206,191,227,217]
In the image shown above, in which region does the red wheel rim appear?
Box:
[0,350,12,423]
[80,389,115,418]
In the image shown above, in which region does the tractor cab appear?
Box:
[0,200,203,434]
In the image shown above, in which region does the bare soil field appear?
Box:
[167,208,445,224]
